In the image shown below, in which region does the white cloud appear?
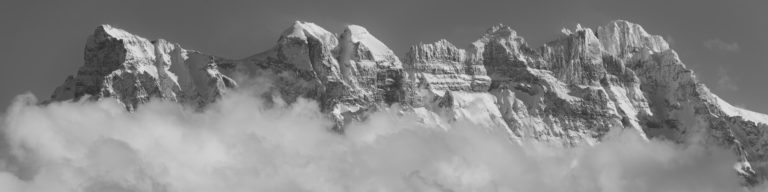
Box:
[0,87,763,191]
[704,39,741,52]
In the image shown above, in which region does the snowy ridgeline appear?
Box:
[50,20,768,180]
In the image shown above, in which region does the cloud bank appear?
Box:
[0,87,763,192]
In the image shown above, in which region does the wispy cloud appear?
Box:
[703,39,740,52]
[665,35,675,46]
[717,67,739,91]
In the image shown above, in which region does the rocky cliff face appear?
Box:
[51,25,236,109]
[50,20,768,181]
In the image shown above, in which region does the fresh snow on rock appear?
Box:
[717,96,768,125]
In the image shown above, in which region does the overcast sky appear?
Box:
[1,0,766,113]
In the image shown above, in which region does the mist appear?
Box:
[0,86,763,192]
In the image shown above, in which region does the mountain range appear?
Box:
[48,20,768,183]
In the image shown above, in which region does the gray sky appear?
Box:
[1,0,766,113]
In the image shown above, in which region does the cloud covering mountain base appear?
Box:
[0,88,763,192]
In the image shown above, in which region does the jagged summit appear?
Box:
[597,20,670,56]
[559,23,589,35]
[50,20,768,181]
[483,23,517,38]
[433,38,456,46]
[406,39,466,63]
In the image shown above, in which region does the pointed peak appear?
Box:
[282,20,310,37]
[281,20,333,40]
[484,23,517,37]
[93,24,139,40]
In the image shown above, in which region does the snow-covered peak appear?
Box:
[282,21,317,39]
[86,24,157,75]
[344,25,373,42]
[597,20,670,57]
[275,21,341,74]
[95,24,150,42]
[281,21,338,47]
[340,24,401,67]
[476,23,525,48]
